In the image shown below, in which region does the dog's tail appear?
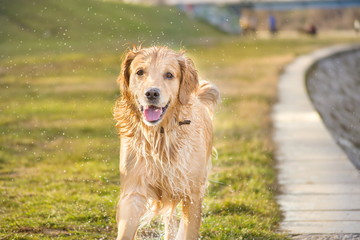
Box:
[197,80,220,117]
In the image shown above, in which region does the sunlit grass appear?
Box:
[2,37,357,239]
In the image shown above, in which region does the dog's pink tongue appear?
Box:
[144,106,162,122]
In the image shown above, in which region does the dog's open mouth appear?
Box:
[141,102,169,124]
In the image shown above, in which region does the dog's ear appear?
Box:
[117,47,139,93]
[178,56,199,105]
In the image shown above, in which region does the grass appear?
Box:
[1,0,359,239]
[0,0,221,58]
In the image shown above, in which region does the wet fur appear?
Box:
[114,46,219,240]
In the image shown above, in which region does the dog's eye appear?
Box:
[136,69,144,76]
[165,72,174,79]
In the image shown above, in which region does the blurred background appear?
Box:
[0,0,359,239]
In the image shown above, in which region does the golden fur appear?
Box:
[113,46,219,240]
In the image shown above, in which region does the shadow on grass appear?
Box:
[205,201,257,216]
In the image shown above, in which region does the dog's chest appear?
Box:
[134,131,194,198]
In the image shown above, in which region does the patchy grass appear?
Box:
[1,0,359,239]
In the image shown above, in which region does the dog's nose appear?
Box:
[145,88,160,101]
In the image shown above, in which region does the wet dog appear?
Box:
[114,46,219,240]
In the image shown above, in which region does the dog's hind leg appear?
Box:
[116,192,147,240]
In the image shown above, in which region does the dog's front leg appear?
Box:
[116,192,147,240]
[164,208,179,240]
[175,194,202,240]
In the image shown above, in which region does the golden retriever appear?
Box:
[113,46,219,240]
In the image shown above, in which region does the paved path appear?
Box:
[273,44,360,239]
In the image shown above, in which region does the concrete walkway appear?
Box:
[273,44,360,239]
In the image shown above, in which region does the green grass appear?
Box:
[1,0,359,239]
[0,0,222,58]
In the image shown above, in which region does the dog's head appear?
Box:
[118,46,199,126]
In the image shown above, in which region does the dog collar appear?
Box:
[179,120,191,126]
[160,120,191,134]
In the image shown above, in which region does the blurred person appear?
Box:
[240,15,250,34]
[240,14,257,36]
[354,19,360,34]
[268,14,277,36]
[298,23,317,37]
[308,24,317,36]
